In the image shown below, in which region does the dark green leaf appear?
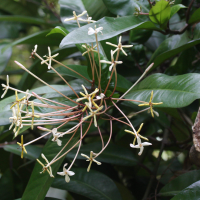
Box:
[0,43,12,74]
[171,181,200,200]
[148,32,200,69]
[102,0,149,16]
[4,144,42,160]
[170,4,186,17]
[160,170,200,197]
[60,16,162,48]
[125,73,200,108]
[188,7,200,25]
[52,168,122,200]
[67,142,137,166]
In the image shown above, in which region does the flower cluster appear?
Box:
[1,10,163,183]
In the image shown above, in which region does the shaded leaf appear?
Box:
[52,168,122,200]
[170,4,186,17]
[188,7,200,25]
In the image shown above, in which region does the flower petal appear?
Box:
[68,170,75,176]
[65,174,70,183]
[57,172,65,176]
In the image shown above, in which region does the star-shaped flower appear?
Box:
[138,91,163,117]
[57,163,75,183]
[100,50,123,71]
[10,91,26,113]
[88,26,103,35]
[1,75,9,98]
[82,103,103,127]
[41,47,59,70]
[37,154,54,177]
[106,36,133,56]
[96,93,105,100]
[64,10,87,22]
[76,85,99,109]
[82,44,98,56]
[17,135,27,159]
[130,136,152,156]
[81,151,101,172]
[51,128,62,146]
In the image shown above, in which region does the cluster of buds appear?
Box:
[1,10,163,183]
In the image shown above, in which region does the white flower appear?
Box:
[106,36,133,56]
[100,50,122,71]
[79,16,96,23]
[41,47,59,70]
[82,44,98,56]
[1,75,9,98]
[88,26,103,35]
[130,136,152,156]
[96,93,105,99]
[37,153,54,177]
[51,128,62,146]
[33,44,38,53]
[81,151,101,172]
[57,163,75,183]
[64,10,87,22]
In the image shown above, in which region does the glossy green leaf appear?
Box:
[46,26,68,37]
[170,4,186,17]
[160,170,200,197]
[49,65,91,80]
[21,132,79,200]
[102,0,149,16]
[67,142,137,166]
[149,0,171,26]
[171,181,200,200]
[0,43,12,74]
[148,32,200,69]
[60,16,162,47]
[52,168,122,200]
[4,144,42,160]
[125,73,200,108]
[188,8,200,25]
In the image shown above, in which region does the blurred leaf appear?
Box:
[0,15,55,26]
[49,65,91,80]
[149,0,171,27]
[46,26,68,37]
[102,0,149,16]
[159,170,200,196]
[148,32,200,69]
[188,7,200,25]
[4,144,42,160]
[171,180,200,200]
[67,142,137,166]
[125,73,200,108]
[0,43,12,74]
[60,16,162,47]
[170,4,186,17]
[21,132,80,200]
[0,169,15,200]
[52,168,122,200]
[130,29,153,44]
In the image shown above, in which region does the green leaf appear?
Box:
[52,168,122,200]
[48,65,91,80]
[170,4,186,17]
[171,181,200,200]
[102,0,149,16]
[125,73,200,108]
[149,0,171,26]
[67,142,137,166]
[46,26,68,37]
[148,32,200,69]
[4,144,42,160]
[188,7,200,25]
[160,170,200,197]
[0,42,12,74]
[21,133,79,200]
[0,15,54,26]
[60,16,162,47]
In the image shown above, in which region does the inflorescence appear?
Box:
[1,10,162,183]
